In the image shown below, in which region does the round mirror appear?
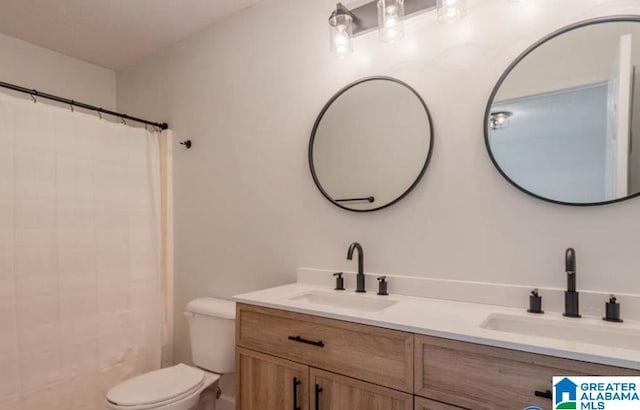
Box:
[309,77,434,212]
[485,16,640,206]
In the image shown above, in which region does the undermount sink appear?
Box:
[288,291,397,313]
[481,313,640,351]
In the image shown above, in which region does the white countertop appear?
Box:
[234,283,640,370]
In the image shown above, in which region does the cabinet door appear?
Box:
[311,368,412,410]
[237,347,309,410]
[415,396,466,410]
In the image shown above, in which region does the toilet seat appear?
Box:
[107,364,206,409]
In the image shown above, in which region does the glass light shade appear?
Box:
[377,0,405,43]
[329,13,354,58]
[437,0,467,24]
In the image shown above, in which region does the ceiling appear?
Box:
[0,0,260,70]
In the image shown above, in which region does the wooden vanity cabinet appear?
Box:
[236,303,640,410]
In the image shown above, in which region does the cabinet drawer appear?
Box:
[415,335,639,410]
[236,303,414,393]
[415,396,466,410]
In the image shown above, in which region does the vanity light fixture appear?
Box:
[378,0,405,43]
[329,4,354,58]
[489,111,513,130]
[328,0,468,57]
[437,0,467,24]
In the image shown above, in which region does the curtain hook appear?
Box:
[70,100,74,112]
[121,116,127,125]
[97,109,103,120]
[31,94,37,103]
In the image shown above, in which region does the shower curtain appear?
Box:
[0,93,163,410]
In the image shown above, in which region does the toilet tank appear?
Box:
[185,298,236,374]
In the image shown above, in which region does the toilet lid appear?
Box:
[107,364,205,406]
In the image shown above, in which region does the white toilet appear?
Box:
[106,298,236,410]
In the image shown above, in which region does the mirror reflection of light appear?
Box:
[490,111,514,130]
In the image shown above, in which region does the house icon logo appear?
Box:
[554,377,578,409]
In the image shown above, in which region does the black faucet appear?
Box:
[347,242,365,293]
[563,248,581,318]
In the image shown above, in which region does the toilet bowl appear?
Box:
[106,364,219,410]
[105,298,236,410]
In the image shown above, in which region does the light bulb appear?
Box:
[378,0,405,43]
[334,26,352,57]
[329,11,354,58]
[437,0,467,24]
[490,112,513,130]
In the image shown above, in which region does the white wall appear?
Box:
[495,21,640,101]
[116,0,640,369]
[0,32,116,109]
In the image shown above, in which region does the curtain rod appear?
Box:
[0,80,168,130]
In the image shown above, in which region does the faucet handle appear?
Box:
[377,276,389,296]
[527,288,544,314]
[333,272,345,291]
[604,294,623,323]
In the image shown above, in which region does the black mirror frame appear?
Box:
[484,15,640,207]
[309,76,435,212]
